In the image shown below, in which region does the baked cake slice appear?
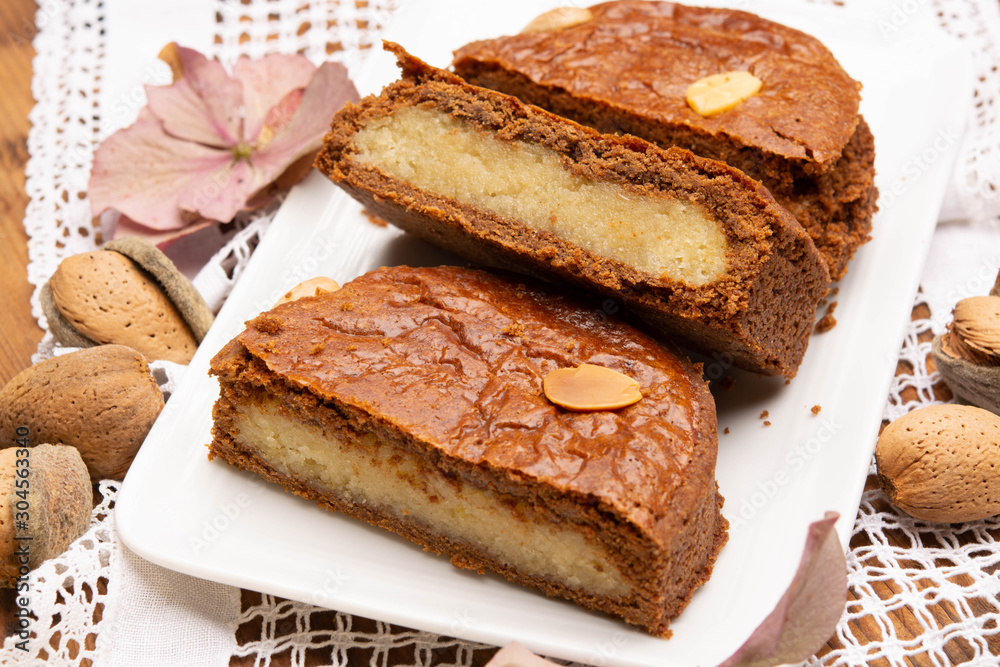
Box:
[208,265,728,637]
[453,0,878,280]
[316,44,830,377]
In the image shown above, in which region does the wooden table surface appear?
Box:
[1,1,996,665]
[0,0,43,390]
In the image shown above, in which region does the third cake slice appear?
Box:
[316,44,830,377]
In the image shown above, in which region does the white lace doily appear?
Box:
[8,0,1000,665]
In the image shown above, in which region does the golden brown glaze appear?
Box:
[455,1,859,167]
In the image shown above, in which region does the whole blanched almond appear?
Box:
[0,345,164,480]
[875,404,1000,523]
[49,250,198,364]
[274,276,341,306]
[0,444,92,587]
[521,7,594,33]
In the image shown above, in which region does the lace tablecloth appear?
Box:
[6,0,1000,665]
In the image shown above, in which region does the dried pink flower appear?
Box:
[89,43,359,246]
[719,512,847,667]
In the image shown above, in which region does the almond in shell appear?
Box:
[875,404,1000,523]
[931,335,1000,415]
[932,293,1000,415]
[0,345,164,480]
[42,238,213,364]
[951,296,1000,361]
[0,444,92,587]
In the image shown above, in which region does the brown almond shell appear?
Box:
[931,334,1000,416]
[40,280,99,350]
[103,238,214,341]
[0,444,92,586]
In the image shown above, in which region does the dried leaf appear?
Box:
[718,512,846,667]
[247,61,359,178]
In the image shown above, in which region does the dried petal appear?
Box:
[484,642,559,667]
[111,215,214,249]
[256,88,304,148]
[146,45,243,147]
[719,512,846,667]
[89,109,235,230]
[249,61,359,181]
[234,52,317,143]
[175,157,269,224]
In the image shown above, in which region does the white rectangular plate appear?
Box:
[116,2,974,665]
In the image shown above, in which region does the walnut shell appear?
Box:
[0,444,92,587]
[0,345,164,480]
[876,404,1000,523]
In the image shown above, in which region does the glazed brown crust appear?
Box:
[452,0,878,280]
[208,265,728,635]
[454,0,861,168]
[316,45,830,377]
